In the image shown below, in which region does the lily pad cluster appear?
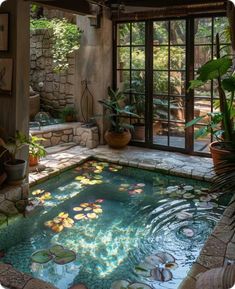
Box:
[73,200,104,221]
[166,185,220,208]
[75,160,122,174]
[111,280,152,289]
[31,244,76,265]
[31,189,52,203]
[45,212,74,233]
[135,252,177,282]
[119,183,145,195]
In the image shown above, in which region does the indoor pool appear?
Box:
[0,160,229,289]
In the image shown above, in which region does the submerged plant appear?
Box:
[45,212,74,233]
[31,244,76,265]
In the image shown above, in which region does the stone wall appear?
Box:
[0,183,29,225]
[31,123,99,149]
[30,28,76,111]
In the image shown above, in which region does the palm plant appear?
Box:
[98,87,139,133]
[186,34,235,150]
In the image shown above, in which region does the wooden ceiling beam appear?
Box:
[108,0,226,8]
[29,0,91,15]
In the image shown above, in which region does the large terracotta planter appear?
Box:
[104,130,131,149]
[209,141,235,171]
[132,124,145,141]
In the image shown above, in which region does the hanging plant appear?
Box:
[30,18,82,72]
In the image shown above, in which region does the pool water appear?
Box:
[0,161,229,289]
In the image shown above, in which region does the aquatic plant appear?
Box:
[135,252,178,282]
[31,244,76,265]
[119,183,145,195]
[45,212,74,233]
[73,200,103,221]
[32,189,52,203]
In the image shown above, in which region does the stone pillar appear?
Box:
[0,0,30,160]
[75,8,112,143]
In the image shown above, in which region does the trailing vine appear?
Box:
[30,18,82,72]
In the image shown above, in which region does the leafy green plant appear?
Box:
[60,106,77,121]
[131,94,145,124]
[30,18,82,72]
[98,87,139,133]
[29,135,46,158]
[0,131,30,163]
[186,34,235,149]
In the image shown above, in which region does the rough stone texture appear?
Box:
[31,123,99,149]
[30,29,76,110]
[24,278,57,289]
[0,200,19,216]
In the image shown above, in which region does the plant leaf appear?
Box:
[31,249,52,264]
[53,249,76,265]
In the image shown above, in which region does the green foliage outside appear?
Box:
[30,18,82,72]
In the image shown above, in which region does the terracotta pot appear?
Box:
[29,155,39,167]
[104,130,131,149]
[196,265,235,289]
[132,124,145,141]
[65,115,75,122]
[209,141,235,171]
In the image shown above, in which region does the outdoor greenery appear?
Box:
[186,34,235,149]
[29,135,46,158]
[30,18,82,72]
[98,87,139,133]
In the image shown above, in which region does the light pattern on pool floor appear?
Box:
[0,161,229,289]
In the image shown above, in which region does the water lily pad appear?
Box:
[182,227,195,238]
[176,211,193,220]
[196,201,214,209]
[183,185,194,191]
[111,280,130,289]
[51,224,64,233]
[75,176,86,181]
[87,213,98,219]
[49,245,64,256]
[93,208,103,214]
[80,203,90,208]
[151,267,173,282]
[31,249,52,264]
[137,183,145,187]
[54,249,76,265]
[74,214,86,220]
[84,207,92,212]
[183,193,194,199]
[129,283,152,289]
[73,207,83,212]
[32,189,45,196]
[58,212,69,219]
[145,254,164,267]
[199,195,212,202]
[156,252,175,264]
[165,262,178,270]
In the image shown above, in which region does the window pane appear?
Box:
[153,21,169,45]
[117,23,130,45]
[214,17,230,44]
[195,18,212,44]
[117,70,130,93]
[194,45,211,70]
[170,46,185,70]
[153,96,169,121]
[194,98,211,122]
[170,71,185,96]
[169,123,185,148]
[131,47,145,69]
[153,46,168,70]
[132,22,145,45]
[131,71,145,93]
[194,125,211,153]
[194,81,211,98]
[170,97,185,122]
[117,47,130,69]
[153,71,168,94]
[170,20,186,45]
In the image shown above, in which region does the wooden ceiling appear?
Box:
[29,0,227,16]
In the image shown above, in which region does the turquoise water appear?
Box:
[0,161,229,289]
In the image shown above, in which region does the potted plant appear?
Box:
[29,135,46,166]
[0,131,30,184]
[61,106,77,122]
[98,87,139,149]
[131,94,145,141]
[186,34,235,168]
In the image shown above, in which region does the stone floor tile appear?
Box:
[197,254,224,269]
[201,236,226,257]
[0,264,12,275]
[0,268,32,289]
[226,242,235,260]
[187,262,208,279]
[24,278,57,289]
[212,223,234,244]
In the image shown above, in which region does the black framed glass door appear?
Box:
[115,15,230,155]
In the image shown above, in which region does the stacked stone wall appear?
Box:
[30,28,76,111]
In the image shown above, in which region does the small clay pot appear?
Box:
[104,129,131,149]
